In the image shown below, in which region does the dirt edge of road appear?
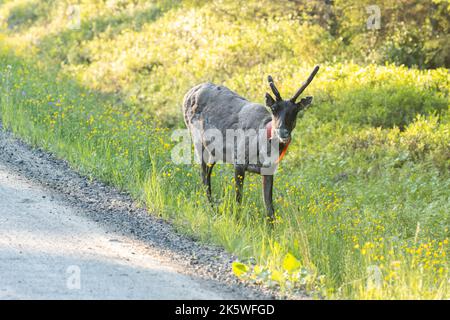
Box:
[0,124,299,300]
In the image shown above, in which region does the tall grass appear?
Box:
[0,0,449,299]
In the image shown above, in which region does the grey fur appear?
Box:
[183,83,271,168]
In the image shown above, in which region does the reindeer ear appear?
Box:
[297,96,313,110]
[265,93,276,110]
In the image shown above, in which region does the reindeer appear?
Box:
[183,66,319,221]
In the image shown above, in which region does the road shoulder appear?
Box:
[0,124,275,299]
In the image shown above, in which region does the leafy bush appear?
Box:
[311,64,448,128]
[343,115,450,171]
[5,0,44,30]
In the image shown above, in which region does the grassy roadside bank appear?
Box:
[1,44,449,299]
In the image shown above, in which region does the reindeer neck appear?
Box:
[265,121,291,164]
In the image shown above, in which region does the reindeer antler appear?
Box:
[291,65,320,103]
[268,75,282,101]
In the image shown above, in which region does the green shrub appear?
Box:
[6,0,44,30]
[312,64,449,128]
[342,115,450,171]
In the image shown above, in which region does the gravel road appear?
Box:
[0,125,273,300]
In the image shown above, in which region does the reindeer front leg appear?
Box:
[262,174,275,221]
[201,161,215,202]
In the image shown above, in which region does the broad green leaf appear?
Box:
[232,262,249,277]
[270,270,284,283]
[282,253,301,273]
[254,265,263,275]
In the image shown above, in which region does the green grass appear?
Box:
[0,0,449,299]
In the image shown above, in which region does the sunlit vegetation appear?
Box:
[0,0,449,299]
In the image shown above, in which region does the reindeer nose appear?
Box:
[278,128,290,140]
